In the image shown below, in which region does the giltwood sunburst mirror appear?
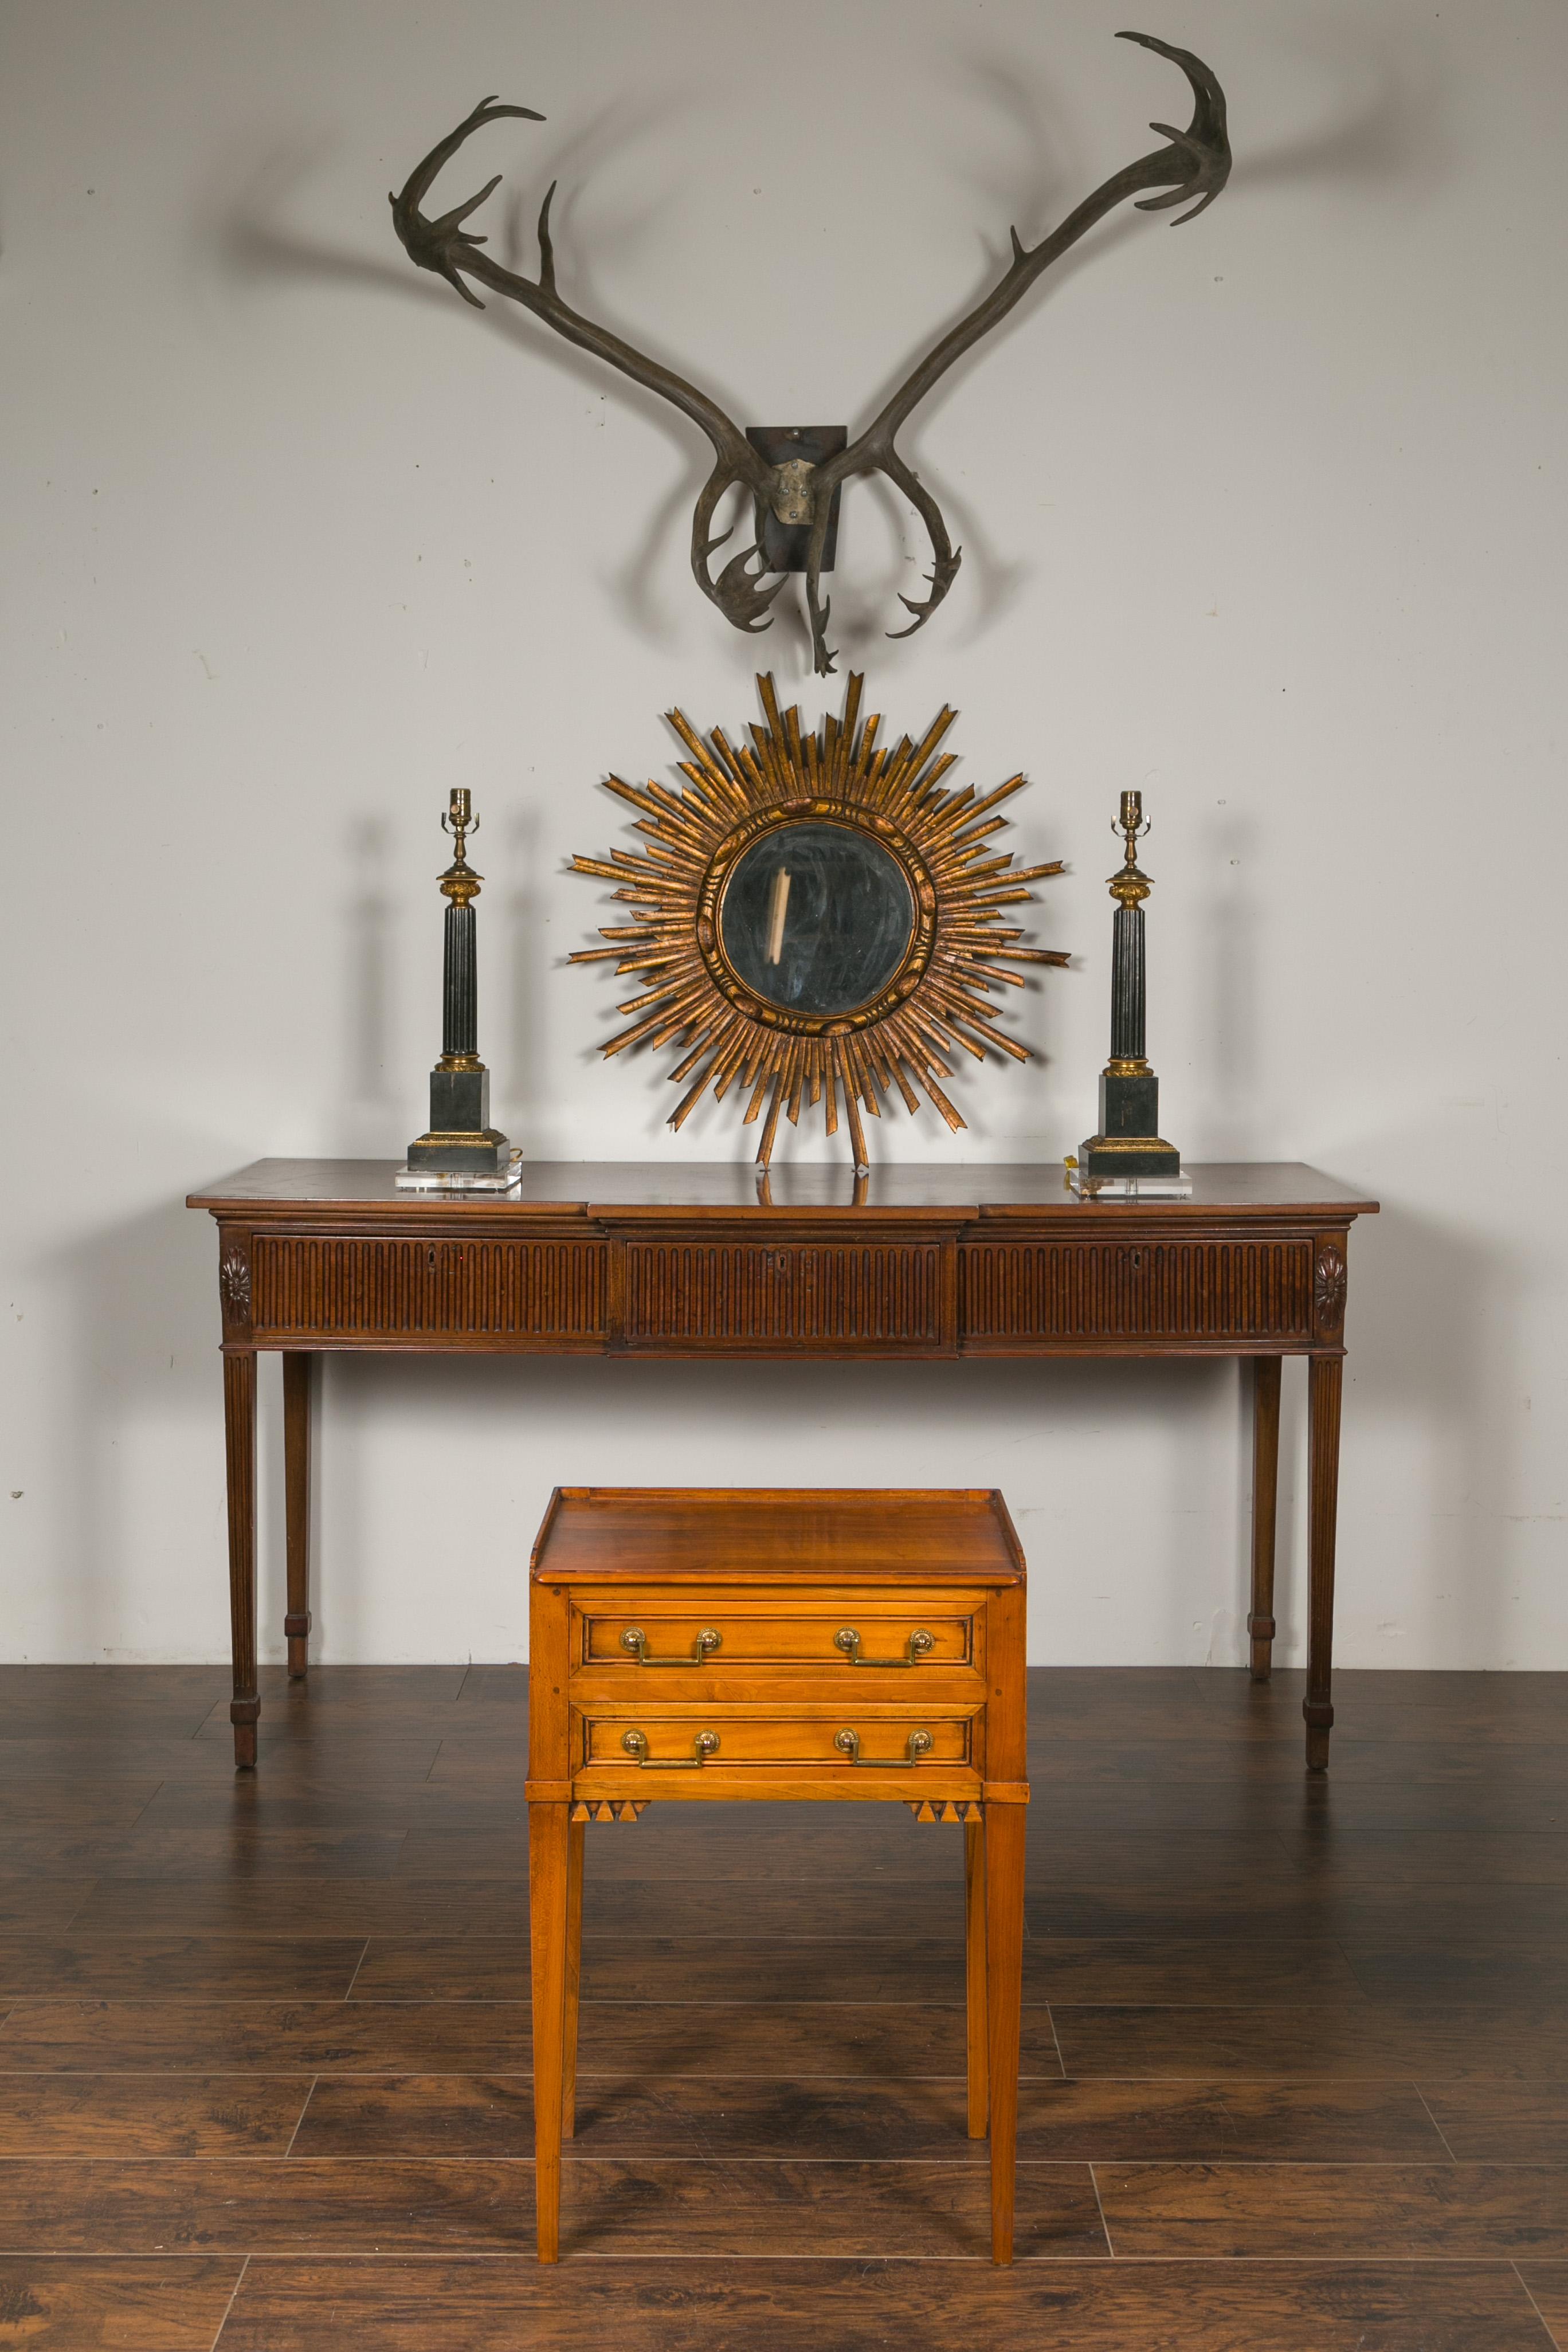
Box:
[571,675,1067,1173]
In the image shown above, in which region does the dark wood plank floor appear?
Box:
[1,1664,1566,2349]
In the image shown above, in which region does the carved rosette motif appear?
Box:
[219,1249,253,1324]
[1314,1242,1347,1334]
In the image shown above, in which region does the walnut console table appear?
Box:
[188,1160,1377,1773]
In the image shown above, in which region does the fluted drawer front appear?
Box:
[251,1235,605,1339]
[624,1241,943,1347]
[961,1238,1313,1342]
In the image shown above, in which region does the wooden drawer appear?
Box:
[578,1605,974,1671]
[248,1233,605,1342]
[580,1714,973,1770]
[622,1237,949,1350]
[961,1236,1313,1343]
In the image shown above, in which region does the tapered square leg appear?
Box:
[1249,1355,1281,1680]
[983,1802,1026,2263]
[561,1815,585,2139]
[222,1351,258,1771]
[1304,1354,1344,1773]
[529,1802,570,2261]
[283,1353,313,1679]
[965,1816,988,2138]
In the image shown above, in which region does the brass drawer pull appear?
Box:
[835,1627,936,1668]
[621,1728,720,1768]
[835,1727,934,1768]
[620,1626,722,1666]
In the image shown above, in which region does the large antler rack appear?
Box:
[391,33,1230,675]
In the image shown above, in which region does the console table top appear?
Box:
[190,1159,1379,1220]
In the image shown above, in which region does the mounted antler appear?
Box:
[390,34,1230,674]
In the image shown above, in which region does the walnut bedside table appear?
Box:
[524,1485,1029,2263]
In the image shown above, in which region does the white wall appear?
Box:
[2,0,1564,1669]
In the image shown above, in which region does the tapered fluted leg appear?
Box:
[965,1816,989,2138]
[223,1352,258,1770]
[1304,1355,1344,1772]
[984,1803,1026,2262]
[530,1802,570,2259]
[1249,1356,1281,1680]
[283,1353,313,1679]
[561,1816,585,2138]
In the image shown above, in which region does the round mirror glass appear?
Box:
[719,822,915,1018]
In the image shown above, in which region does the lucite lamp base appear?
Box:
[395,1143,524,1193]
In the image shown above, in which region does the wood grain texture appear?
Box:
[0,2073,311,2155]
[575,2001,1061,2077]
[1422,2082,1568,2162]
[1516,2264,1568,2343]
[1052,2002,1568,2079]
[0,2257,244,2350]
[0,1885,96,1934]
[564,1801,967,1880]
[289,2072,1452,2165]
[0,1736,445,1786]
[189,1158,1380,1213]
[581,1877,967,1935]
[65,1879,533,1939]
[0,1935,366,2000]
[3,1662,1565,2345]
[547,2157,1105,2259]
[0,1665,231,1736]
[0,2158,535,2253]
[1096,2161,1568,2259]
[213,2258,1553,2352]
[0,2000,532,2073]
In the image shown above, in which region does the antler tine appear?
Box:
[1118,32,1231,223]
[394,40,1230,676]
[391,100,778,629]
[390,97,546,308]
[791,30,1230,672]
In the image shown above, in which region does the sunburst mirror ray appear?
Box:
[571,675,1068,1173]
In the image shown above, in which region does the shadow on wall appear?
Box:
[46,1191,270,1660]
[309,1347,1242,1666]
[342,813,400,1155]
[1344,1187,1527,1667]
[203,17,1445,677]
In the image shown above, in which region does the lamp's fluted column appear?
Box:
[1109,900,1146,1064]
[442,900,479,1063]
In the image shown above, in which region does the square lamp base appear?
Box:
[1078,1132,1182,1178]
[404,1127,512,1175]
